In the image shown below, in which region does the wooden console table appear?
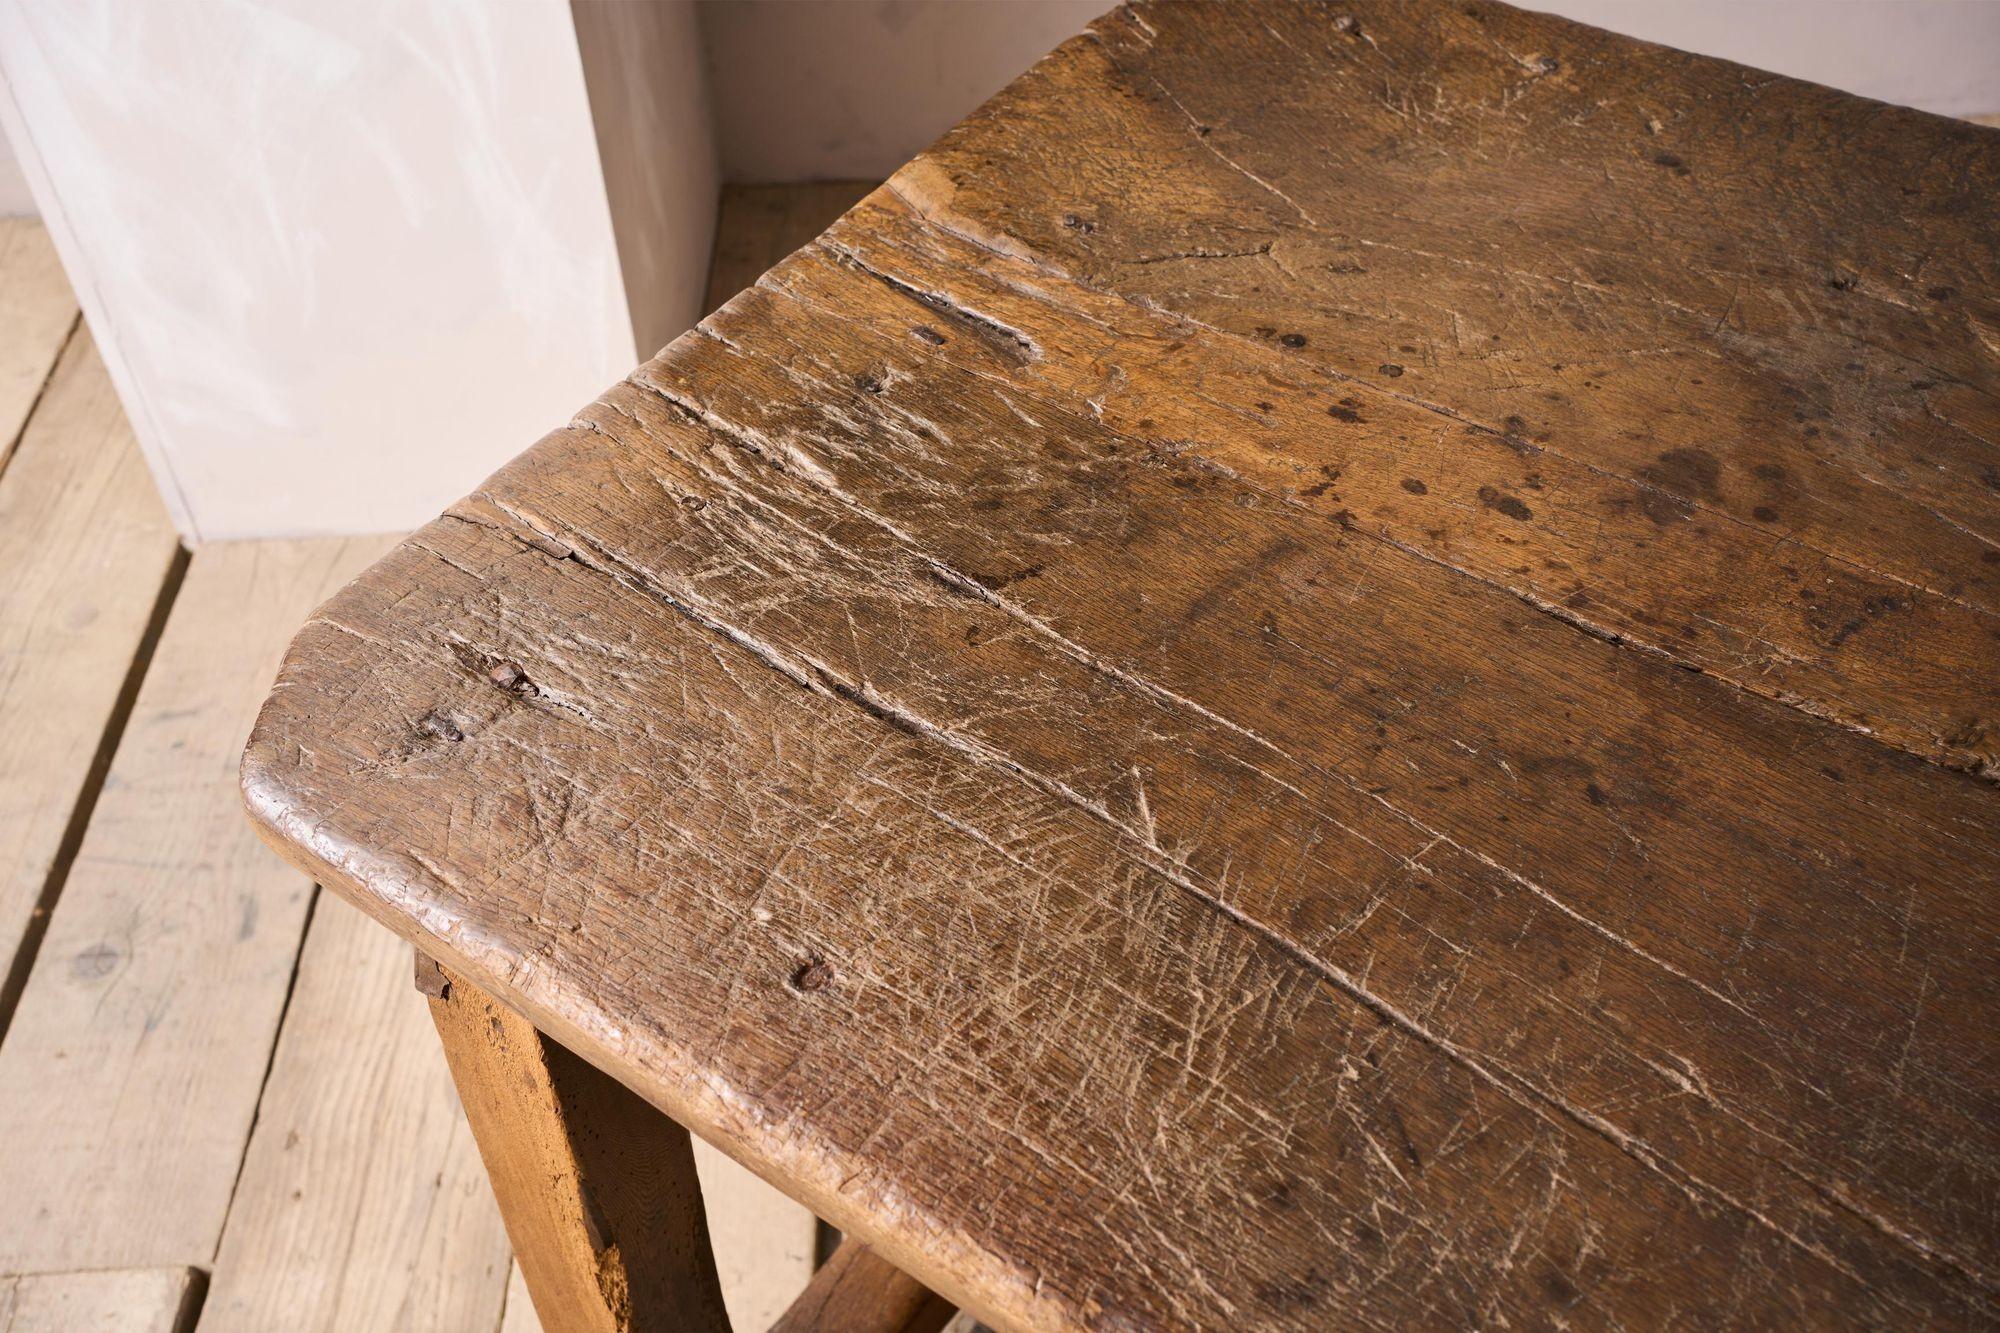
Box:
[245,2,1999,1327]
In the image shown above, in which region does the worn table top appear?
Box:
[245,2,1999,1326]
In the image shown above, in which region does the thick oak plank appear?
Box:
[892,1,2000,778]
[698,178,861,1333]
[247,507,1994,1326]
[805,195,2000,778]
[198,896,511,1332]
[0,536,391,1272]
[0,1267,201,1333]
[246,2,2000,1327]
[0,330,180,1021]
[591,228,1995,1310]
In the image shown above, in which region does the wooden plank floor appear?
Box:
[0,1268,203,1333]
[0,187,871,1331]
[0,319,182,1031]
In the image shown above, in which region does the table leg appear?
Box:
[769,1239,955,1333]
[420,952,731,1333]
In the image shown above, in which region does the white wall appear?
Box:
[701,0,2000,184]
[701,0,1114,182]
[575,0,719,360]
[0,130,29,215]
[0,0,688,541]
[1536,1,2000,121]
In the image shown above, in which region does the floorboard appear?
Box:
[0,1267,203,1333]
[0,218,78,473]
[0,328,181,1031]
[496,1263,538,1333]
[200,896,512,1332]
[695,1146,821,1332]
[703,182,876,317]
[0,537,392,1274]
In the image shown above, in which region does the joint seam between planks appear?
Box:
[205,884,320,1267]
[427,486,1987,1303]
[0,542,188,1043]
[0,312,79,482]
[809,226,1999,784]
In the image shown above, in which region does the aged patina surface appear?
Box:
[247,2,1999,1326]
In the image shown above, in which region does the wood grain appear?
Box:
[0,1268,201,1333]
[0,218,78,472]
[701,177,868,1333]
[246,2,2000,1327]
[0,330,180,1018]
[0,537,390,1272]
[884,4,2000,779]
[428,962,731,1333]
[768,1241,952,1333]
[480,179,855,1333]
[199,895,512,1332]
